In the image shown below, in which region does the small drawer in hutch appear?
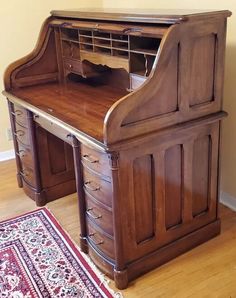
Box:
[64,58,83,75]
[87,219,115,260]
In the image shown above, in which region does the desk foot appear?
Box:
[80,236,88,253]
[17,173,23,188]
[35,192,47,207]
[114,268,128,290]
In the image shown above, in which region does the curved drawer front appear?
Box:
[17,143,33,168]
[81,145,111,179]
[87,220,115,260]
[85,193,113,236]
[21,166,36,187]
[15,122,30,146]
[12,104,28,127]
[83,168,112,208]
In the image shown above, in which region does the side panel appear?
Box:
[118,121,219,262]
[165,145,183,229]
[133,155,155,243]
[35,126,76,198]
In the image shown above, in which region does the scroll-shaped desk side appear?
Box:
[104,12,230,145]
[4,17,58,91]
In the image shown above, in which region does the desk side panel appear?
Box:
[4,17,58,90]
[104,15,228,144]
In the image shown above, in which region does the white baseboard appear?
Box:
[220,191,236,212]
[0,149,15,162]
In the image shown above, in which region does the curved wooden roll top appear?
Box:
[3,10,231,146]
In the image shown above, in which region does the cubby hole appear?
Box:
[130,36,161,56]
[112,34,128,41]
[94,38,111,47]
[80,36,93,44]
[94,46,111,55]
[80,44,93,52]
[62,41,71,57]
[61,28,78,41]
[93,31,111,39]
[113,49,129,59]
[112,40,129,50]
[130,53,155,77]
[79,30,92,36]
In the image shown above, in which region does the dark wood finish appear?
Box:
[2,9,231,289]
[51,9,231,24]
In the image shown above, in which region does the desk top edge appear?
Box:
[50,9,232,24]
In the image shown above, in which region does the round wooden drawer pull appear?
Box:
[82,154,99,163]
[84,181,100,191]
[86,208,102,219]
[88,233,104,246]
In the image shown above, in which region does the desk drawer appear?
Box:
[34,115,71,144]
[14,122,30,146]
[11,104,28,127]
[85,192,113,236]
[87,219,115,260]
[20,166,36,187]
[17,143,33,168]
[81,145,111,179]
[83,168,112,208]
[64,58,83,74]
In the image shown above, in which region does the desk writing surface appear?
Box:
[11,81,127,143]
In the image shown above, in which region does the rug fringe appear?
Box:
[46,207,124,298]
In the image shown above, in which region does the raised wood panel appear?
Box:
[133,155,155,243]
[15,30,58,78]
[48,134,67,174]
[36,126,75,187]
[188,34,216,106]
[165,145,183,229]
[123,44,178,125]
[192,135,211,217]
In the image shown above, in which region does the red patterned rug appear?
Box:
[0,208,115,297]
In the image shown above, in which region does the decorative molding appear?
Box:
[0,149,15,162]
[220,191,236,212]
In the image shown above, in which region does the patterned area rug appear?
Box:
[0,208,115,297]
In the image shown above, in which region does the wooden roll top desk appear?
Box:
[3,9,231,289]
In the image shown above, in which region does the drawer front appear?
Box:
[87,220,115,260]
[15,122,30,146]
[83,168,112,208]
[81,145,111,179]
[17,143,33,168]
[21,166,36,187]
[85,193,113,236]
[34,115,71,144]
[64,58,83,74]
[12,104,28,127]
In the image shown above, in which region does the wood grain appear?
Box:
[1,160,236,297]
